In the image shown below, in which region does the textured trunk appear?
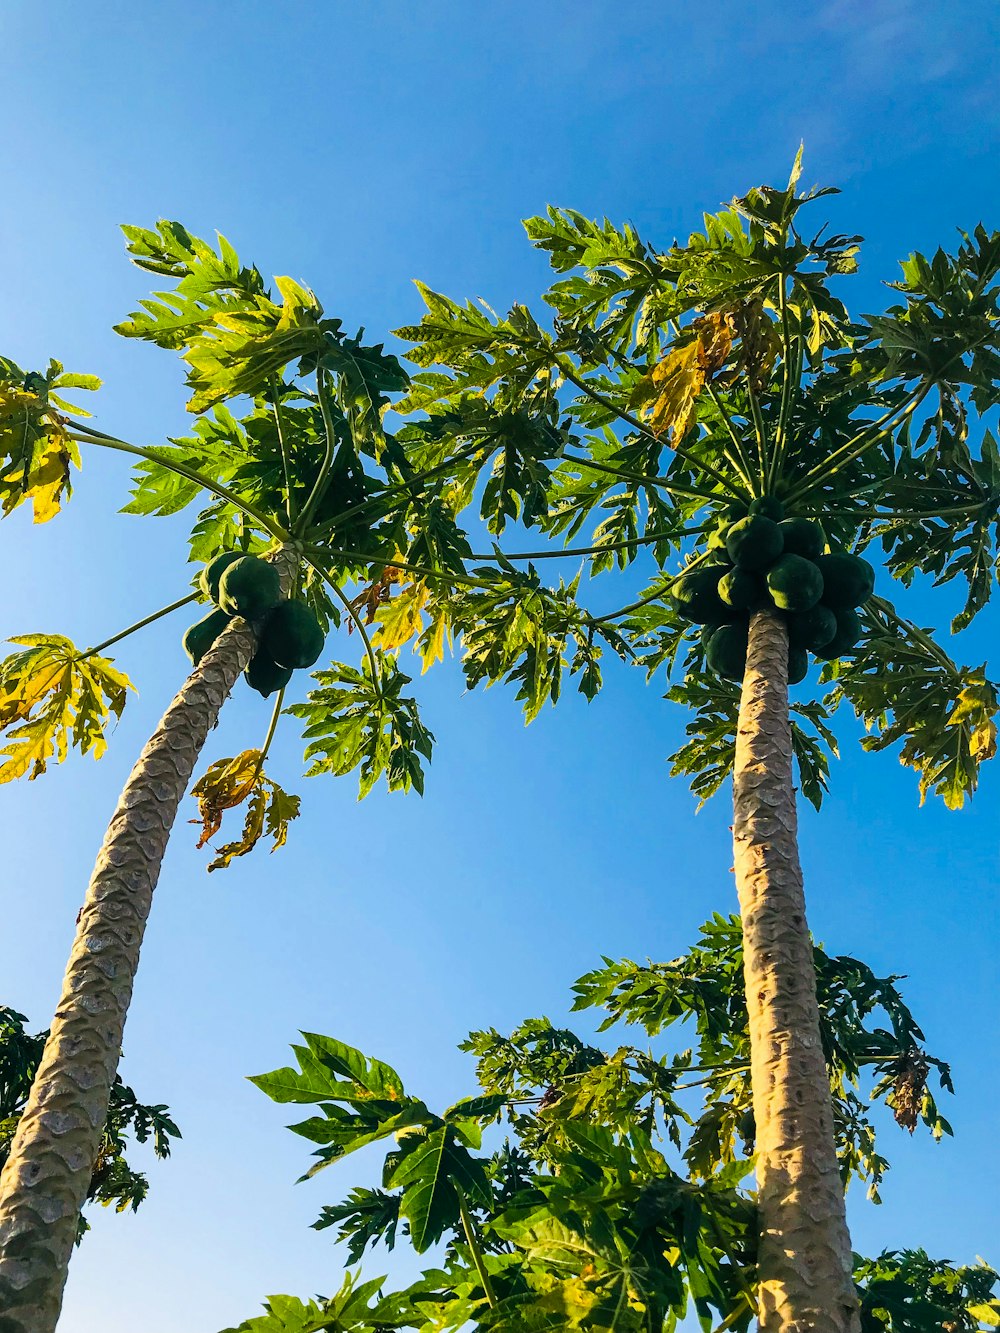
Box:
[732,609,860,1333]
[0,552,295,1333]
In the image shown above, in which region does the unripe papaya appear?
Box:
[705,621,749,682]
[218,556,282,619]
[244,652,294,698]
[749,495,785,522]
[671,565,728,624]
[812,606,863,660]
[707,523,730,554]
[726,515,784,571]
[815,553,875,608]
[199,551,243,604]
[766,554,824,612]
[787,646,809,685]
[183,608,231,666]
[260,600,326,669]
[778,517,824,560]
[786,604,837,652]
[718,567,765,611]
[700,621,723,650]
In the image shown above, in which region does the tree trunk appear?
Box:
[731,609,860,1333]
[0,552,296,1333]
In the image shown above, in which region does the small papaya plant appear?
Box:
[370,155,1000,1330]
[226,917,998,1333]
[0,224,594,1331]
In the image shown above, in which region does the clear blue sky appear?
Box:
[2,3,998,1329]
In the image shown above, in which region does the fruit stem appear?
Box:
[307,438,496,542]
[705,381,759,496]
[270,379,297,529]
[81,592,200,659]
[744,381,770,494]
[295,365,338,535]
[589,547,719,624]
[465,519,716,562]
[455,1185,497,1309]
[304,546,488,589]
[559,449,741,505]
[253,687,286,781]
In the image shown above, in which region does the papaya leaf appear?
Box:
[288,657,434,797]
[317,334,409,459]
[0,356,98,523]
[0,636,134,782]
[312,1187,401,1261]
[372,582,430,652]
[219,1270,399,1333]
[184,285,327,414]
[190,749,300,872]
[630,313,734,445]
[386,1125,492,1253]
[115,221,267,351]
[832,603,999,809]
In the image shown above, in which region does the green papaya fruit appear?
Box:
[718,567,765,611]
[777,517,824,560]
[766,554,824,612]
[786,604,837,652]
[787,646,809,685]
[199,551,243,604]
[725,515,784,571]
[812,606,863,660]
[182,608,231,666]
[705,621,749,682]
[815,553,875,608]
[260,600,326,670]
[670,565,729,624]
[244,652,294,698]
[749,495,786,521]
[218,556,282,619]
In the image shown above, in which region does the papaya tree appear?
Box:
[225,916,999,1333]
[0,223,596,1332]
[359,157,1000,1330]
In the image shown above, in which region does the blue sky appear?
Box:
[2,3,999,1328]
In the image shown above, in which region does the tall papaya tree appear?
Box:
[0,223,597,1332]
[226,917,999,1333]
[365,157,1000,1330]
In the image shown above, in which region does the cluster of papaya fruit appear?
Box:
[671,498,875,683]
[182,553,326,697]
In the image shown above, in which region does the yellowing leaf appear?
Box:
[0,360,93,523]
[631,340,704,443]
[372,582,429,652]
[0,635,135,782]
[418,606,451,674]
[24,432,76,524]
[733,299,781,389]
[190,749,301,871]
[349,565,404,625]
[947,677,998,762]
[629,311,734,444]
